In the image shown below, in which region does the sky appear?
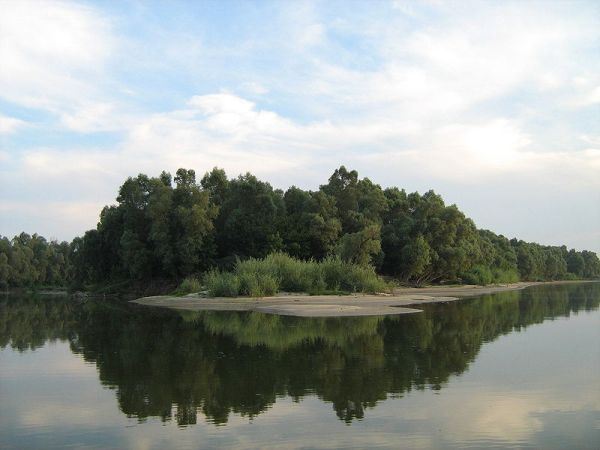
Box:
[0,0,599,253]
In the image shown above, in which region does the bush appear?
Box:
[463,266,521,285]
[202,252,390,297]
[176,276,202,295]
[204,270,239,297]
[238,272,279,297]
[264,252,314,292]
[346,264,389,293]
[462,265,493,285]
[319,256,345,291]
[492,268,520,284]
[318,256,389,293]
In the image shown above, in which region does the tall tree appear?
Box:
[282,187,341,260]
[215,173,284,260]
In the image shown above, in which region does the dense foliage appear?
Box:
[1,166,598,289]
[0,233,70,288]
[202,252,388,297]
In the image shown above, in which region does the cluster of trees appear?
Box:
[1,166,599,289]
[0,233,70,288]
[463,231,600,285]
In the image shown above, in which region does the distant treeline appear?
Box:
[1,166,599,289]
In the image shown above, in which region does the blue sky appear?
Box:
[0,0,599,253]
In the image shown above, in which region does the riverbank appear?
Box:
[132,280,596,317]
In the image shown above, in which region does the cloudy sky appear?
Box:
[0,0,599,252]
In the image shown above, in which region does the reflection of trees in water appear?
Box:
[0,293,78,351]
[1,283,598,425]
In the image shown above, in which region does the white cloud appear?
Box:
[0,0,115,120]
[287,0,598,130]
[423,119,532,174]
[580,134,600,146]
[59,102,123,132]
[10,93,600,194]
[0,200,108,240]
[573,85,600,107]
[0,114,26,134]
[240,81,269,96]
[188,93,255,115]
[278,1,326,50]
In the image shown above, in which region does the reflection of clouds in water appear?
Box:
[3,343,123,434]
[20,404,108,429]
[421,311,600,446]
[436,393,545,444]
[341,387,599,449]
[10,385,598,450]
[116,388,599,449]
[15,376,596,450]
[446,391,599,447]
[118,396,435,450]
[1,341,97,377]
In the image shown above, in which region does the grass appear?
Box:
[204,252,390,298]
[491,268,520,284]
[203,271,239,296]
[462,265,520,285]
[174,276,202,295]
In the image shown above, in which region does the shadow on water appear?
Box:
[1,282,599,426]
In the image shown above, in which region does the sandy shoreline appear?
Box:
[132,280,594,317]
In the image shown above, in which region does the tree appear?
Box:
[201,167,229,207]
[336,224,382,266]
[381,189,478,283]
[215,173,284,259]
[172,168,218,274]
[282,187,341,260]
[146,176,175,276]
[582,251,600,279]
[400,235,432,283]
[566,249,585,277]
[0,252,9,288]
[321,166,387,233]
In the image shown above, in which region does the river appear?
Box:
[1,282,598,449]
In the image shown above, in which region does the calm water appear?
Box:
[1,283,599,449]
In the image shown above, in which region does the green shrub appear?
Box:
[463,266,521,285]
[462,265,493,285]
[347,264,389,293]
[176,276,202,295]
[204,270,239,297]
[258,273,279,296]
[319,256,345,291]
[238,272,279,297]
[318,256,389,293]
[492,268,520,284]
[264,252,314,292]
[237,272,257,296]
[308,267,327,294]
[201,252,389,298]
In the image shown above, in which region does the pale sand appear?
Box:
[132,280,593,317]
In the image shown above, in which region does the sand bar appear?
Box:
[132,280,594,317]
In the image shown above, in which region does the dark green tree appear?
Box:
[215,173,284,260]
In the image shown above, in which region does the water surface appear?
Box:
[1,283,599,449]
